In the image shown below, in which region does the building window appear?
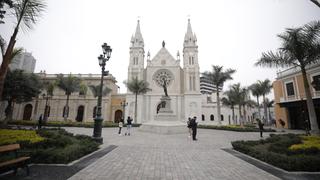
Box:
[312,75,320,91]
[189,57,191,65]
[221,115,224,121]
[285,82,295,96]
[210,114,214,121]
[202,114,205,121]
[191,56,194,65]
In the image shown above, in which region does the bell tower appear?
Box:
[128,20,145,81]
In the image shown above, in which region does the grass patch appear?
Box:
[198,124,276,132]
[232,134,320,171]
[0,128,100,164]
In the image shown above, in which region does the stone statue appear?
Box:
[162,77,168,97]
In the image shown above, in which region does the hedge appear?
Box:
[198,124,276,132]
[0,128,100,164]
[231,134,320,171]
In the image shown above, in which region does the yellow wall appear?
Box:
[273,80,289,128]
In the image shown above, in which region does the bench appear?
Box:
[0,144,30,175]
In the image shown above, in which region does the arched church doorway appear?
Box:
[114,110,122,123]
[23,104,33,120]
[76,105,85,122]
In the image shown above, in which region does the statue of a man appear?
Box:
[162,77,168,97]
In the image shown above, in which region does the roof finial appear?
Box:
[162,40,165,48]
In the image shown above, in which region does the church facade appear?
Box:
[2,20,257,126]
[125,20,202,123]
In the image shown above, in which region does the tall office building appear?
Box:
[9,51,36,73]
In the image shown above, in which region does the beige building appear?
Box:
[5,72,125,123]
[273,63,320,129]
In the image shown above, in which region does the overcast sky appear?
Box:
[1,0,320,95]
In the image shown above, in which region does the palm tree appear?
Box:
[249,82,263,119]
[265,98,274,123]
[56,74,81,121]
[89,84,111,118]
[310,0,320,8]
[256,20,320,134]
[221,92,236,125]
[89,84,111,98]
[202,65,236,125]
[229,83,247,125]
[124,77,151,123]
[39,80,55,121]
[259,79,272,124]
[0,0,46,100]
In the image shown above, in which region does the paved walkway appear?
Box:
[65,127,287,180]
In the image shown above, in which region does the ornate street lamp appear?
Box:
[93,43,112,143]
[120,100,128,119]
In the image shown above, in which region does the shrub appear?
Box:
[231,134,320,171]
[0,129,44,146]
[198,124,276,132]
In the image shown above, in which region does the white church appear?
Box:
[125,20,256,125]
[2,20,256,126]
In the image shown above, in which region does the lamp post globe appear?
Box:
[93,43,112,143]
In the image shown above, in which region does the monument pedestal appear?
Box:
[139,96,187,134]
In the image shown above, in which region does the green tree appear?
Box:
[310,0,320,8]
[202,65,236,125]
[124,77,151,123]
[56,74,81,121]
[221,91,236,124]
[258,79,272,123]
[229,83,247,125]
[256,21,320,134]
[0,0,13,24]
[1,69,41,124]
[0,0,46,100]
[249,82,263,119]
[89,84,111,98]
[79,83,88,96]
[265,98,274,123]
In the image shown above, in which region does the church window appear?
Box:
[221,114,224,121]
[202,114,205,121]
[192,76,196,90]
[133,57,139,65]
[189,76,192,90]
[210,114,214,121]
[189,57,191,65]
[191,57,194,65]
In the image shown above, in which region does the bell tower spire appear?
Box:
[128,20,145,82]
[183,18,200,93]
[131,20,144,48]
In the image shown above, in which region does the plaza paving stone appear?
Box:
[66,127,283,180]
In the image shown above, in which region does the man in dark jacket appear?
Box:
[257,119,264,138]
[190,116,198,141]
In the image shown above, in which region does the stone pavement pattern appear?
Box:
[65,127,281,180]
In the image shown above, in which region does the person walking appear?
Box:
[118,118,124,136]
[257,119,264,138]
[190,116,198,141]
[187,117,192,138]
[125,116,133,136]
